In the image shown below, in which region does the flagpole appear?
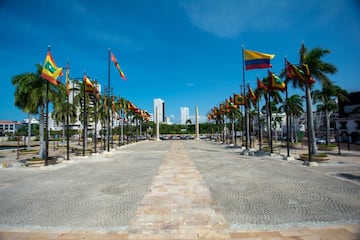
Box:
[111,92,114,148]
[257,80,262,151]
[266,71,273,154]
[44,45,51,166]
[285,57,290,158]
[83,71,86,157]
[107,48,111,152]
[94,82,98,153]
[66,61,70,160]
[242,45,249,150]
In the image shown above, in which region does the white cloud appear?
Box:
[181,0,344,38]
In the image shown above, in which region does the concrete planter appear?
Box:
[317,145,337,151]
[20,149,38,155]
[25,157,57,167]
[300,154,329,162]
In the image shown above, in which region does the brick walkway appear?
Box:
[128,141,230,239]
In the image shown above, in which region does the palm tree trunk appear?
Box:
[27,113,31,150]
[289,115,293,142]
[39,105,45,159]
[265,94,272,150]
[325,109,331,145]
[62,119,66,145]
[306,87,318,154]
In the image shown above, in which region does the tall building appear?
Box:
[180,107,189,125]
[153,98,165,123]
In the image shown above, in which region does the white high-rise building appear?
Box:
[180,107,189,125]
[153,98,165,123]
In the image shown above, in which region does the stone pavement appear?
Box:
[0,140,359,239]
[128,141,230,239]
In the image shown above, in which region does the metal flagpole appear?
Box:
[94,83,98,153]
[107,48,111,152]
[242,45,250,151]
[285,57,290,158]
[268,85,273,154]
[257,96,262,151]
[83,71,86,156]
[45,45,50,166]
[66,62,70,160]
[45,81,49,165]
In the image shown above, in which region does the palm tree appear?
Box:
[117,97,128,145]
[12,64,60,159]
[12,73,38,150]
[280,94,304,143]
[259,76,283,150]
[299,43,337,154]
[73,80,97,152]
[312,82,348,145]
[52,84,77,144]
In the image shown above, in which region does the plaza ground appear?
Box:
[0,139,359,239]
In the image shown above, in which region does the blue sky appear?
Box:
[1,0,360,124]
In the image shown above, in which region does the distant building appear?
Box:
[153,98,166,123]
[0,120,21,135]
[336,91,360,143]
[180,107,189,125]
[22,118,39,124]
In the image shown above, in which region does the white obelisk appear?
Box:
[195,106,200,140]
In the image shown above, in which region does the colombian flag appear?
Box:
[244,49,275,70]
[41,51,63,85]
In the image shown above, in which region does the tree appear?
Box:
[12,73,38,150]
[279,94,304,142]
[52,84,77,144]
[312,82,348,145]
[12,64,60,159]
[258,76,283,148]
[73,79,98,151]
[299,43,337,154]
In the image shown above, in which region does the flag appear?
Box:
[111,52,126,80]
[84,74,94,93]
[248,85,256,105]
[128,101,137,111]
[244,49,275,70]
[257,77,268,90]
[213,107,219,116]
[65,67,70,96]
[41,50,63,85]
[268,70,286,91]
[286,61,315,84]
[234,94,245,106]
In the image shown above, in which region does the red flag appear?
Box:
[257,77,268,90]
[83,74,94,93]
[248,84,256,105]
[111,53,126,80]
